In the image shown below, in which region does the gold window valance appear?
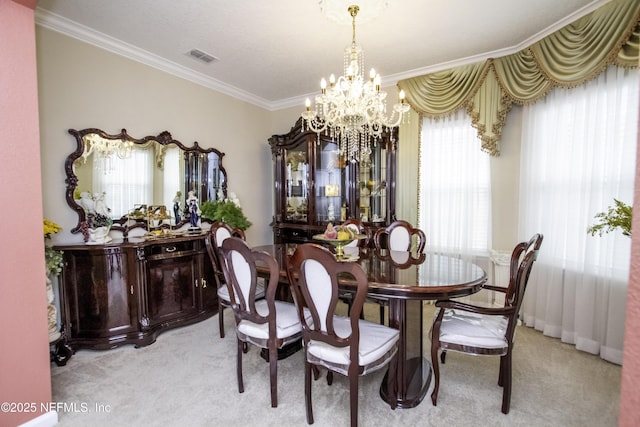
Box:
[398,0,640,155]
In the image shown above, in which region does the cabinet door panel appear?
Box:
[284,145,310,223]
[199,253,217,311]
[314,140,344,223]
[63,249,136,338]
[146,255,198,326]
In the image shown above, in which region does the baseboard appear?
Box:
[18,411,58,427]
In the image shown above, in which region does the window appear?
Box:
[93,149,154,218]
[518,65,638,364]
[419,109,492,255]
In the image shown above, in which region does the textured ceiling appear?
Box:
[35,0,608,110]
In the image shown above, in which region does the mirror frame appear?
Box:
[65,128,227,234]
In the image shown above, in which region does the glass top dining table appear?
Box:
[252,243,487,409]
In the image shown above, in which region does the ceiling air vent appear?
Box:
[187,49,218,64]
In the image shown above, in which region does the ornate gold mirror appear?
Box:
[65,128,227,234]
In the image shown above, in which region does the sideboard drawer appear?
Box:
[147,239,197,257]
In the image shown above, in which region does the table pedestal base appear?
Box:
[380,356,432,408]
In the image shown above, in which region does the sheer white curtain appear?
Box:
[519,66,638,365]
[419,109,492,256]
[93,149,154,218]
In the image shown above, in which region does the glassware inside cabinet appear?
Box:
[285,149,308,222]
[315,141,344,223]
[359,144,387,223]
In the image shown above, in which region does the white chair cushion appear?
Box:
[217,285,231,302]
[237,300,308,340]
[217,281,265,303]
[307,316,399,366]
[438,309,509,350]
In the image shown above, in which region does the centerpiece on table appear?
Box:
[313,223,366,260]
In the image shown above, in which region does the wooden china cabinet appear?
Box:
[269,118,398,244]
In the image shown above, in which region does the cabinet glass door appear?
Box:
[359,143,387,224]
[284,146,309,223]
[314,140,344,224]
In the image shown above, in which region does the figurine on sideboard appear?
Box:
[187,190,200,229]
[173,190,182,223]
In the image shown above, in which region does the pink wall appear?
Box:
[619,71,640,425]
[0,0,52,426]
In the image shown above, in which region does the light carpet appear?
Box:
[51,303,621,427]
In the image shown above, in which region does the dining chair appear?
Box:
[373,219,426,252]
[430,233,543,414]
[218,237,305,408]
[204,221,263,339]
[371,220,427,323]
[338,219,370,315]
[287,243,400,427]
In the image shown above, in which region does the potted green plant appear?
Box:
[200,195,252,231]
[587,198,632,237]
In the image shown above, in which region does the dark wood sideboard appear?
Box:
[55,234,216,351]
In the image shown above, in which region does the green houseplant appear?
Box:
[587,198,632,237]
[200,196,252,231]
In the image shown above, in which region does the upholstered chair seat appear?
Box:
[438,310,509,349]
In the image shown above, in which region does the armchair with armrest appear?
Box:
[430,233,543,414]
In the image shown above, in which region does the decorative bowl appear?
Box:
[312,234,366,259]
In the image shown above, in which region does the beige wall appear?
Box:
[490,106,522,251]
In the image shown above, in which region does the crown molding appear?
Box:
[383,0,610,86]
[35,0,610,112]
[34,9,273,111]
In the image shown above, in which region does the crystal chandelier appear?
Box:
[301,4,410,162]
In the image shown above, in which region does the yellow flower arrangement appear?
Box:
[44,218,62,238]
[44,218,64,275]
